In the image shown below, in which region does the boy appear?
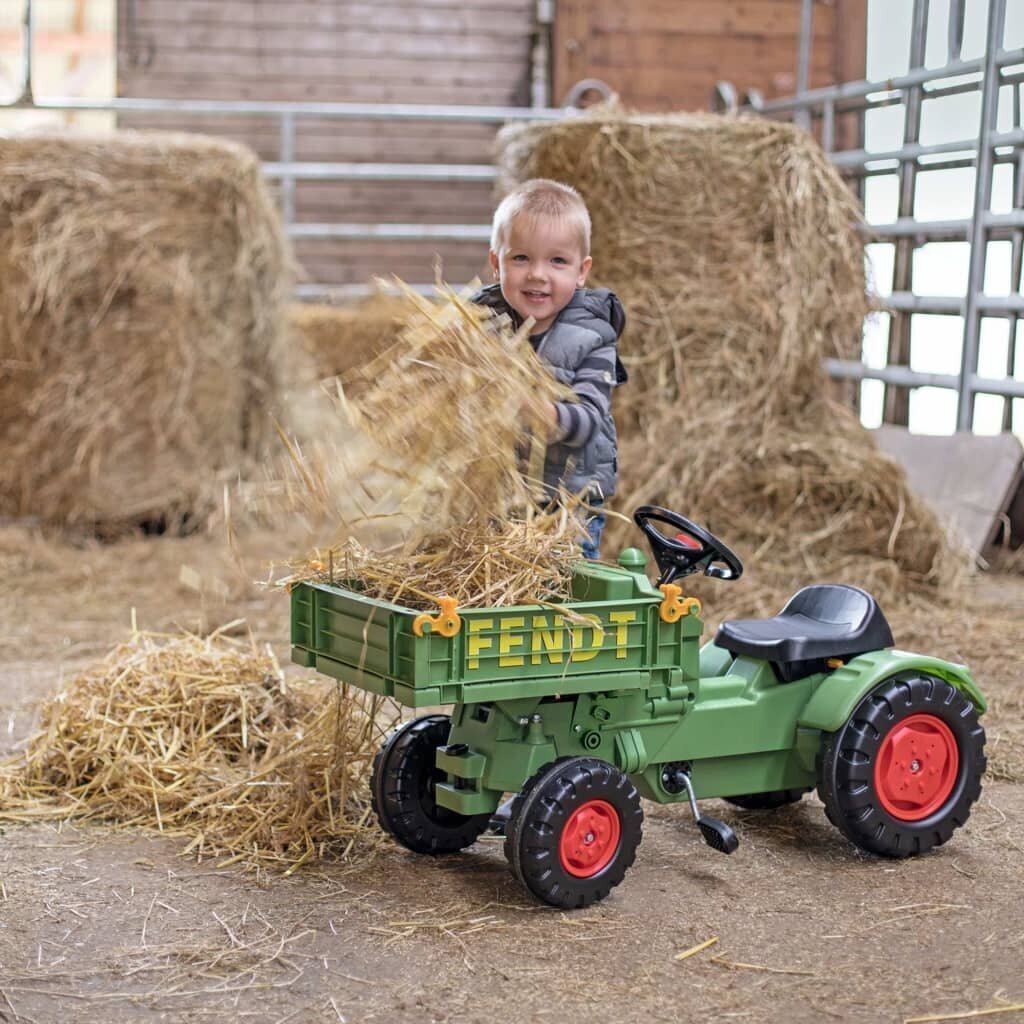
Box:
[472,178,627,558]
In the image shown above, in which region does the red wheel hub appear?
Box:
[559,799,621,877]
[875,713,959,821]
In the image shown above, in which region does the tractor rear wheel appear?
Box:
[371,715,491,855]
[504,757,643,908]
[724,788,810,810]
[817,674,985,857]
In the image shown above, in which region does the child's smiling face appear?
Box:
[489,214,592,334]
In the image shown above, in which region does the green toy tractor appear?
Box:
[290,507,987,908]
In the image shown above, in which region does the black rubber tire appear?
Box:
[724,788,811,811]
[504,757,643,909]
[817,674,986,858]
[371,714,491,855]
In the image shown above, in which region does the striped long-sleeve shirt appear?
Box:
[538,333,620,449]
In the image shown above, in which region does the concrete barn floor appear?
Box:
[0,525,1021,1024]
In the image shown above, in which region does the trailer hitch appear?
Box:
[662,765,739,855]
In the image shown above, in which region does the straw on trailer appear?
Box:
[278,503,586,612]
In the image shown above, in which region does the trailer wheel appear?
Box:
[817,674,985,858]
[724,788,810,810]
[371,715,491,855]
[505,757,643,908]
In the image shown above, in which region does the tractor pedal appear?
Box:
[698,816,739,855]
[664,765,741,856]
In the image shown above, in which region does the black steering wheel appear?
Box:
[633,506,743,585]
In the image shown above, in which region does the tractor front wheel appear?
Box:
[371,715,491,855]
[817,674,985,857]
[504,757,643,908]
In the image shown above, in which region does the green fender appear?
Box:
[798,648,986,734]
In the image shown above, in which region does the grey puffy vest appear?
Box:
[472,284,627,500]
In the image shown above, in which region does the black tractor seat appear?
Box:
[715,584,894,682]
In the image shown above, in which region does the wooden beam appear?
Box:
[833,0,868,153]
[583,1,835,37]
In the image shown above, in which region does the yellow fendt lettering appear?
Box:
[481,610,635,669]
[531,615,564,665]
[467,618,494,670]
[570,614,604,662]
[498,616,526,667]
[608,610,637,659]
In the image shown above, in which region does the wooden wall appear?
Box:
[553,0,866,146]
[116,0,538,290]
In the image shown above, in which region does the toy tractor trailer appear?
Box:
[290,508,987,908]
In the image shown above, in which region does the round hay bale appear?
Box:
[496,111,968,605]
[0,131,294,532]
[289,294,408,382]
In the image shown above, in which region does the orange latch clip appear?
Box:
[412,596,462,638]
[658,584,702,623]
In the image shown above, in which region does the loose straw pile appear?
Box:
[0,629,397,871]
[283,280,569,532]
[276,280,587,608]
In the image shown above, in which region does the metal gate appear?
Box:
[737,0,1024,433]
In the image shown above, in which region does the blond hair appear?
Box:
[489,178,591,255]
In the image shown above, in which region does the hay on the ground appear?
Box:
[0,629,395,871]
[0,131,294,533]
[495,109,969,612]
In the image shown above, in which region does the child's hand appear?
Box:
[520,397,558,435]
